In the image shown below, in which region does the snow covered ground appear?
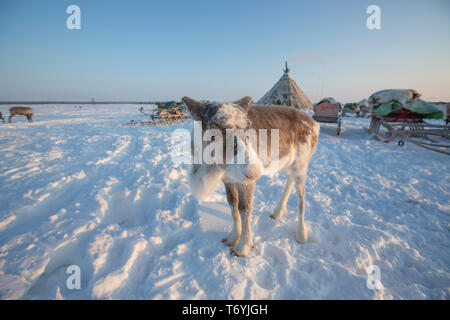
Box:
[0,104,448,300]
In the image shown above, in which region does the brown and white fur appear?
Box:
[182,96,320,257]
[9,106,34,123]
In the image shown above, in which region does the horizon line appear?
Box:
[0,101,174,105]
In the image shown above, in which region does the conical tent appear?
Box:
[257,62,312,110]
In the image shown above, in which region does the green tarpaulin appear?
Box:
[375,99,443,119]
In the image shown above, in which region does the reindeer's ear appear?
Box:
[234,96,253,110]
[182,96,206,120]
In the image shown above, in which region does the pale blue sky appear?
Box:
[0,0,449,102]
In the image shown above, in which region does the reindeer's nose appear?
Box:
[244,164,262,181]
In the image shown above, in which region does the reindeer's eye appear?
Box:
[211,136,216,142]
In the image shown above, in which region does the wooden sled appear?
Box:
[130,106,190,126]
[313,99,343,135]
[368,114,450,155]
[312,115,342,136]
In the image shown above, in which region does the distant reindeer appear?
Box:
[9,106,34,123]
[182,96,320,257]
[0,112,5,123]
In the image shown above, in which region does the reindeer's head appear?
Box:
[182,96,262,200]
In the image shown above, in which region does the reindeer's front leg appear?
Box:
[222,182,241,247]
[270,177,294,220]
[231,182,255,257]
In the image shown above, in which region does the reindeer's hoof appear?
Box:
[230,245,252,257]
[221,237,238,247]
[270,207,285,220]
[230,248,246,257]
[221,231,240,247]
[295,227,308,244]
[269,213,282,220]
[295,236,307,244]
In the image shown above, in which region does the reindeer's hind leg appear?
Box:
[8,114,14,123]
[270,177,294,220]
[222,182,241,247]
[294,174,308,244]
[231,182,255,257]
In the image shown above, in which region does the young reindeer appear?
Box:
[182,96,320,257]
